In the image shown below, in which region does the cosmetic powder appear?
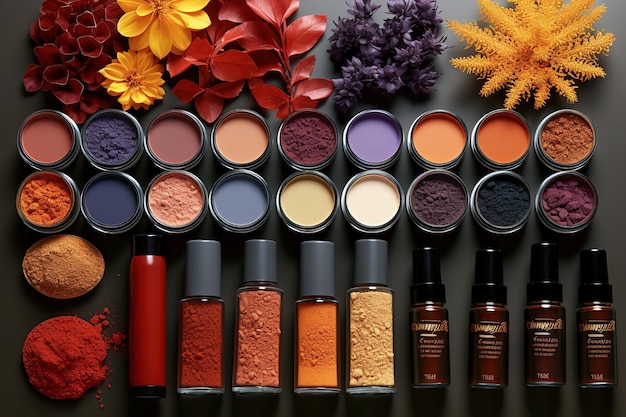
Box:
[145,109,207,170]
[81,171,143,234]
[209,169,270,233]
[343,110,403,170]
[277,171,338,234]
[341,170,403,234]
[407,170,468,234]
[18,109,80,170]
[278,110,338,170]
[146,171,207,233]
[536,171,597,233]
[81,109,143,170]
[470,171,532,234]
[535,109,595,170]
[471,109,531,170]
[409,110,467,170]
[22,234,105,299]
[212,109,270,169]
[17,170,80,233]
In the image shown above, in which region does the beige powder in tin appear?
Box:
[22,234,105,299]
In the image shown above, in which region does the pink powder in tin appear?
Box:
[148,173,204,227]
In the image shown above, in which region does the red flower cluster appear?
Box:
[23,0,127,123]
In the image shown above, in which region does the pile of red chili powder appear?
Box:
[21,308,125,406]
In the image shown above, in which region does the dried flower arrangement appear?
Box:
[328,0,448,114]
[447,0,615,110]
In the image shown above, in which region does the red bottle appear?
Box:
[129,234,167,398]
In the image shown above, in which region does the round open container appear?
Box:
[408,110,468,170]
[535,170,597,234]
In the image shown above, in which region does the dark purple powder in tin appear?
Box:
[477,177,530,227]
[541,175,594,226]
[280,112,336,166]
[83,113,139,165]
[410,174,466,226]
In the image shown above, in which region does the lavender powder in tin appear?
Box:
[83,113,139,165]
[410,174,466,226]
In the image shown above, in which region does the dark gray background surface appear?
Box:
[2,1,625,416]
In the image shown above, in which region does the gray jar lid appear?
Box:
[243,239,277,283]
[300,240,335,297]
[354,239,388,285]
[185,240,221,297]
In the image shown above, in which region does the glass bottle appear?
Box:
[346,239,395,394]
[178,240,224,395]
[233,239,283,394]
[410,246,450,388]
[577,248,617,387]
[525,242,565,386]
[468,248,509,388]
[294,240,340,394]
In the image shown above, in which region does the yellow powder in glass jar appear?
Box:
[22,234,105,299]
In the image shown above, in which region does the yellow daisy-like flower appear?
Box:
[117,0,211,60]
[99,48,166,111]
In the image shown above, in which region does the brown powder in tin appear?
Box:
[540,113,594,164]
[234,289,282,388]
[22,234,105,299]
[348,290,395,387]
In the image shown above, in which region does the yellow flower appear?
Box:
[117,0,211,59]
[99,49,166,111]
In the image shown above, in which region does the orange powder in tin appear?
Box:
[296,301,339,388]
[19,172,72,226]
[476,112,530,164]
[412,112,466,164]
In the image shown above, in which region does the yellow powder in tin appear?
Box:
[348,290,395,387]
[22,234,105,299]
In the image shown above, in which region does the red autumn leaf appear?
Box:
[182,36,214,63]
[285,15,326,57]
[171,79,205,103]
[290,94,318,112]
[218,0,260,24]
[246,0,298,30]
[23,64,43,91]
[166,54,194,78]
[210,50,257,82]
[276,101,293,120]
[248,78,289,111]
[222,21,279,52]
[206,80,245,99]
[195,92,225,123]
[294,77,334,100]
[291,55,316,85]
[248,50,283,77]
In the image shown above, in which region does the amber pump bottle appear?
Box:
[525,242,565,386]
[410,246,450,388]
[577,248,617,387]
[468,248,508,388]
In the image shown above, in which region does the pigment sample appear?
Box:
[540,173,595,227]
[19,110,78,167]
[146,110,205,168]
[147,171,205,229]
[348,290,395,388]
[81,172,142,231]
[278,172,337,231]
[22,234,105,299]
[539,111,594,166]
[343,172,402,232]
[345,110,402,167]
[82,110,141,168]
[411,111,467,167]
[475,174,531,227]
[22,316,109,400]
[279,110,337,168]
[474,110,530,168]
[213,110,269,167]
[18,171,74,227]
[409,172,467,229]
[234,289,282,388]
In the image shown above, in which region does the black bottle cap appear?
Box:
[411,247,445,304]
[243,239,277,283]
[353,239,388,285]
[300,240,335,298]
[472,248,507,304]
[132,234,163,256]
[185,240,221,297]
[579,248,612,304]
[527,242,562,303]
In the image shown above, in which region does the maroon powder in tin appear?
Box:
[410,174,466,226]
[279,112,337,167]
[541,175,595,226]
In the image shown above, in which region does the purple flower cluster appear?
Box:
[329,0,448,113]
